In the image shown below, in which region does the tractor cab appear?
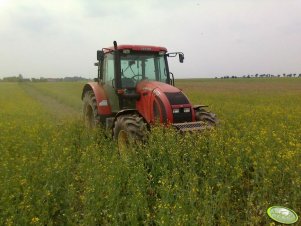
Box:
[95,41,184,112]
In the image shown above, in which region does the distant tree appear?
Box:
[39,77,48,82]
[3,76,19,82]
[18,74,29,82]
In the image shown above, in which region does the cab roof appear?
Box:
[103,44,167,53]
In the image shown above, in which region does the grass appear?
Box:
[0,78,300,225]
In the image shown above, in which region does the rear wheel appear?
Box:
[113,114,147,155]
[83,91,100,128]
[195,108,218,126]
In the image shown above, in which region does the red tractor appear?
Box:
[82,41,217,149]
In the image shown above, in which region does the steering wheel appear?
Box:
[131,74,143,82]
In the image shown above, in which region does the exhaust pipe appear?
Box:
[113,41,118,50]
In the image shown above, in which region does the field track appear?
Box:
[20,83,81,121]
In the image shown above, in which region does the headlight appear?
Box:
[173,108,180,114]
[184,108,190,113]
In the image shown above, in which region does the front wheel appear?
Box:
[113,114,148,155]
[195,108,218,126]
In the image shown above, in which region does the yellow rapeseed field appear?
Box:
[0,78,300,225]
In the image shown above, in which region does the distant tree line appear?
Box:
[1,73,300,82]
[216,73,301,79]
[0,75,91,82]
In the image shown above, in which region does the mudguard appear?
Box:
[82,82,112,115]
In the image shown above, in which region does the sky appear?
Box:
[0,0,301,79]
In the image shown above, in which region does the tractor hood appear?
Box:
[136,80,180,93]
[136,80,193,124]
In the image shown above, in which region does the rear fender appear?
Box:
[82,82,112,115]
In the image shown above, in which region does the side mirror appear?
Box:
[94,62,99,66]
[97,50,104,61]
[179,53,184,63]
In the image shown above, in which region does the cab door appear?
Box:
[103,52,119,113]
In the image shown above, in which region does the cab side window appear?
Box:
[103,53,115,84]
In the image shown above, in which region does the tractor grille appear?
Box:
[173,121,209,132]
[173,111,192,123]
[164,92,192,123]
[164,92,189,105]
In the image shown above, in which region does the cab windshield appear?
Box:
[120,52,168,88]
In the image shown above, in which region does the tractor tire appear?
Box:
[82,90,101,128]
[113,114,147,155]
[195,108,218,126]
